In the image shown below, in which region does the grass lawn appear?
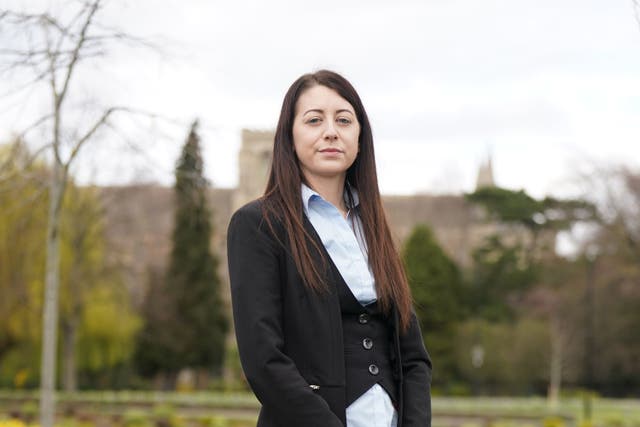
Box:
[1,392,639,427]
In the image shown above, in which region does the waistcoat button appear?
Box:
[362,338,373,350]
[358,313,369,324]
[368,364,380,375]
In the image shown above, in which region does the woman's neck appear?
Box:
[305,174,347,214]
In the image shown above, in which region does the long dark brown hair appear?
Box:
[261,69,413,333]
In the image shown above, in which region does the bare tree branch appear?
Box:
[58,2,92,40]
[102,121,170,177]
[45,29,63,167]
[0,48,55,58]
[66,106,191,170]
[19,113,55,138]
[64,105,119,168]
[0,70,51,106]
[1,3,171,427]
[1,8,82,39]
[85,28,164,52]
[1,10,48,26]
[56,0,101,108]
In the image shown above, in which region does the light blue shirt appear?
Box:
[302,184,398,427]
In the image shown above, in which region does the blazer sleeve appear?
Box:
[400,310,433,427]
[227,205,344,427]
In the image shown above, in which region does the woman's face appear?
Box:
[292,84,360,184]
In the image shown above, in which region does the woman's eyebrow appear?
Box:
[302,108,355,115]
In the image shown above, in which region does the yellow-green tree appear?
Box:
[0,141,48,387]
[59,184,141,390]
[1,3,159,423]
[0,141,140,389]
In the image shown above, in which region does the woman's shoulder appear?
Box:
[228,198,286,251]
[233,198,263,217]
[229,198,265,227]
[229,198,283,232]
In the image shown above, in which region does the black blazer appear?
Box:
[227,199,432,427]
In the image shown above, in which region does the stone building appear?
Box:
[100,129,552,307]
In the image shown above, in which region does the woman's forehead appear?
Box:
[296,85,355,114]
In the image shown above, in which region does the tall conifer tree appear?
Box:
[135,121,228,384]
[168,120,228,376]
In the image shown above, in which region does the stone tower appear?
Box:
[232,129,275,210]
[475,155,495,190]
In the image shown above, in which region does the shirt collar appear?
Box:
[301,182,360,215]
[301,183,319,215]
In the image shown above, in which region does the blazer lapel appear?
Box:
[301,213,365,312]
[301,213,351,291]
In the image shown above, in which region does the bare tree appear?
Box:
[0,2,163,426]
[568,163,640,393]
[574,165,640,267]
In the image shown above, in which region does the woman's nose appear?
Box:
[323,122,338,140]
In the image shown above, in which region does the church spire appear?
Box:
[475,154,495,190]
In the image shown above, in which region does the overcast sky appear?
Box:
[2,0,640,198]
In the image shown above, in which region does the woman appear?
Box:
[227,70,432,427]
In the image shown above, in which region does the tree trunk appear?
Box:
[195,368,210,390]
[62,235,84,393]
[548,316,563,410]
[61,318,78,392]
[40,163,65,427]
[583,256,596,390]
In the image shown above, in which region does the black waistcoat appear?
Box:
[336,277,398,407]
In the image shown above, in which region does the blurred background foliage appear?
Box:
[0,141,141,390]
[2,131,640,398]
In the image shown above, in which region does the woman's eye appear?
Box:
[337,117,351,125]
[306,117,321,124]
